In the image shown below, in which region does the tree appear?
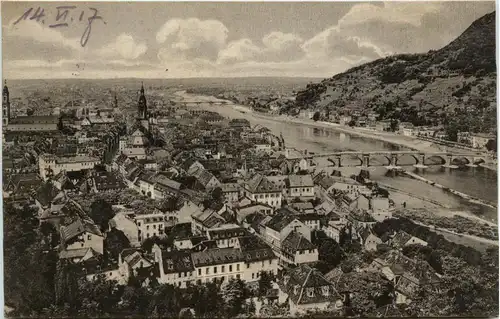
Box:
[40,221,60,248]
[54,260,79,308]
[485,138,497,152]
[258,271,273,296]
[317,239,344,272]
[105,228,131,260]
[4,204,58,316]
[211,187,223,203]
[89,199,115,231]
[222,279,247,317]
[312,111,321,121]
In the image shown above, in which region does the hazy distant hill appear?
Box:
[290,12,497,138]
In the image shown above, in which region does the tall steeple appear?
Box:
[3,79,11,126]
[137,82,147,120]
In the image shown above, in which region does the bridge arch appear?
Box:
[394,154,419,165]
[425,155,446,166]
[451,156,471,165]
[473,157,486,165]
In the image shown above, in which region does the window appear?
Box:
[206,268,209,275]
[321,286,330,296]
[236,274,240,279]
[214,266,217,274]
[198,269,201,276]
[146,225,150,230]
[252,273,254,279]
[236,264,240,271]
[222,265,225,273]
[229,265,233,272]
[87,234,91,240]
[153,225,156,229]
[307,288,314,297]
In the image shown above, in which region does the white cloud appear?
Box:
[97,34,147,60]
[217,39,261,64]
[156,18,229,61]
[302,27,386,60]
[262,31,303,52]
[338,2,441,27]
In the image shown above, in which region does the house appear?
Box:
[59,247,99,263]
[368,250,441,305]
[221,183,240,203]
[281,231,318,265]
[60,219,104,254]
[262,210,311,250]
[278,265,344,316]
[289,202,315,214]
[152,235,278,287]
[39,154,100,181]
[376,120,392,132]
[191,208,226,235]
[339,115,352,126]
[173,236,208,251]
[323,220,346,243]
[206,224,247,249]
[154,249,196,288]
[190,166,221,191]
[122,147,147,160]
[81,171,126,193]
[235,201,274,223]
[134,210,169,241]
[346,210,377,230]
[358,228,383,251]
[295,213,322,231]
[286,174,315,199]
[109,212,140,247]
[243,173,282,208]
[391,231,428,249]
[471,133,495,149]
[118,248,155,284]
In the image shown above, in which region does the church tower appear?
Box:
[3,80,11,126]
[137,82,148,120]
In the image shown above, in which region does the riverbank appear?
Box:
[395,209,498,247]
[402,170,498,210]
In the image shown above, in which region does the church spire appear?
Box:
[137,82,147,120]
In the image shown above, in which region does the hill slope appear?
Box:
[290,11,496,139]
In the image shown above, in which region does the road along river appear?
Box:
[175,91,498,223]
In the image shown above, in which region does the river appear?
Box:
[175,91,498,223]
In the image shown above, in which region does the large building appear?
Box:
[152,235,278,288]
[39,153,100,180]
[2,80,59,131]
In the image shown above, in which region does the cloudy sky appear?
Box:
[1,1,495,79]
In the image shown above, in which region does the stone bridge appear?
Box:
[310,151,488,168]
[174,101,229,106]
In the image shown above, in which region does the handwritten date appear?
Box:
[13,6,105,47]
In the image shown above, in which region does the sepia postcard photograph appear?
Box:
[1,1,498,318]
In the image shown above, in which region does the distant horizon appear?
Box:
[5,76,324,81]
